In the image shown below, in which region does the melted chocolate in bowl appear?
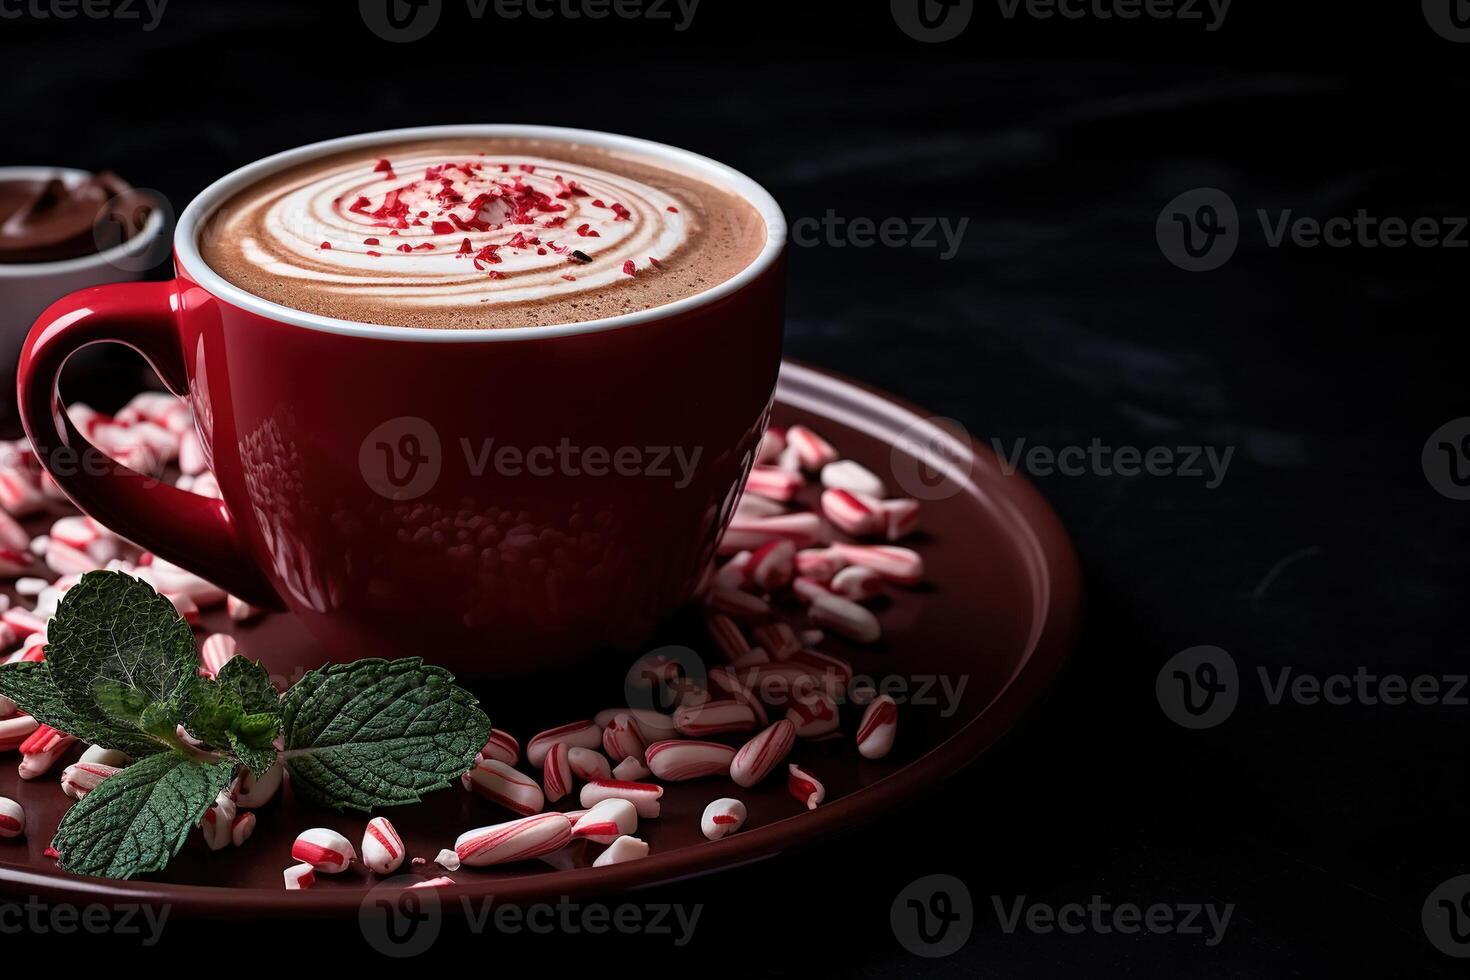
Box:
[0,172,143,264]
[198,138,768,330]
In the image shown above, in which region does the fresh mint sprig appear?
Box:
[0,571,490,880]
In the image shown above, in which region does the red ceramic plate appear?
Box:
[0,360,1082,916]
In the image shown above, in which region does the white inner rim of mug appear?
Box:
[175,125,788,342]
[0,167,167,279]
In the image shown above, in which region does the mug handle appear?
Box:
[16,280,283,609]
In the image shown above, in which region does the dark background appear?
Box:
[4,1,1469,973]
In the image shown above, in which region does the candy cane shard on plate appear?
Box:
[435,848,461,871]
[198,633,238,678]
[830,565,885,602]
[700,797,748,841]
[785,425,839,471]
[226,594,265,623]
[820,489,884,537]
[543,742,574,803]
[729,719,796,788]
[362,817,406,874]
[18,724,76,779]
[455,812,573,868]
[526,720,603,768]
[807,592,882,644]
[786,691,841,738]
[410,876,455,889]
[283,863,316,890]
[743,465,804,503]
[820,459,886,499]
[611,757,651,782]
[61,762,120,800]
[568,746,611,782]
[579,779,664,819]
[673,700,759,737]
[601,713,646,763]
[592,835,650,868]
[292,828,357,872]
[706,586,773,620]
[462,757,545,816]
[856,695,899,760]
[879,498,921,541]
[570,797,638,845]
[788,764,826,810]
[78,744,130,768]
[645,739,736,781]
[231,811,257,847]
[237,758,284,808]
[705,610,751,663]
[828,543,925,586]
[747,538,797,592]
[0,796,25,838]
[0,714,40,752]
[593,707,678,744]
[480,728,520,767]
[756,427,786,465]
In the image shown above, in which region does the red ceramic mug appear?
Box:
[17,126,786,674]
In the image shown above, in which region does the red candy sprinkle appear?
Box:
[576,223,600,238]
[458,238,473,255]
[432,221,455,235]
[363,237,380,245]
[373,158,394,173]
[667,205,679,213]
[622,260,636,276]
[320,242,331,249]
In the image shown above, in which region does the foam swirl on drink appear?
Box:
[201,139,766,329]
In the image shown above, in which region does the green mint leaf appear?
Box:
[280,658,489,812]
[0,662,165,759]
[227,733,278,779]
[179,659,282,774]
[45,571,200,734]
[214,656,281,718]
[52,751,236,880]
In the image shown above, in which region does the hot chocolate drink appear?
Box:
[199,137,768,329]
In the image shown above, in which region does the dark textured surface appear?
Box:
[2,1,1467,972]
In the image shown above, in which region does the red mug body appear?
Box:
[18,126,787,676]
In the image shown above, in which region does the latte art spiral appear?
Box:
[201,138,767,330]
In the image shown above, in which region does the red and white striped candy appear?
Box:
[48,516,97,551]
[820,459,886,498]
[79,745,130,768]
[787,691,841,738]
[543,742,574,803]
[829,543,925,586]
[831,565,885,602]
[178,428,206,475]
[201,797,237,851]
[601,714,646,763]
[0,548,30,578]
[168,592,201,627]
[362,817,406,874]
[777,443,802,473]
[455,812,572,868]
[526,720,603,768]
[820,489,884,537]
[791,576,834,606]
[410,876,454,888]
[701,798,747,840]
[725,513,823,551]
[673,700,759,738]
[0,796,25,838]
[435,849,461,871]
[0,715,39,752]
[481,728,520,767]
[579,779,664,819]
[592,835,649,867]
[807,592,882,644]
[645,739,736,781]
[756,427,786,465]
[292,828,356,872]
[747,538,796,592]
[283,863,316,890]
[61,762,120,800]
[743,465,804,503]
[44,539,95,577]
[794,547,847,584]
[729,719,795,787]
[611,757,651,782]
[2,607,47,639]
[237,759,284,808]
[706,586,772,621]
[18,724,75,779]
[231,811,257,847]
[0,467,45,517]
[856,695,898,760]
[734,494,785,519]
[198,633,238,678]
[462,758,544,816]
[788,764,826,809]
[592,707,678,744]
[0,509,28,551]
[226,594,265,623]
[712,550,753,591]
[752,621,801,660]
[879,498,921,541]
[570,797,638,845]
[786,425,839,471]
[704,611,750,663]
[568,746,611,782]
